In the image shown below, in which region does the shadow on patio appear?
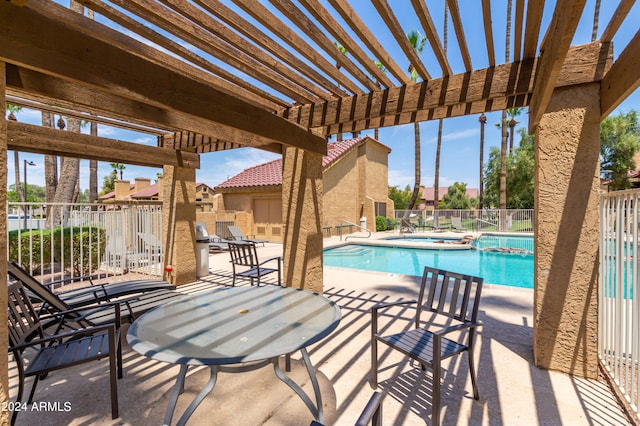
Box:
[8,247,633,425]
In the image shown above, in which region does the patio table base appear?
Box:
[163,348,323,426]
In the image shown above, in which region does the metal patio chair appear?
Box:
[227,241,281,286]
[370,267,483,426]
[8,279,123,425]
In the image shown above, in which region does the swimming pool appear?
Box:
[324,241,534,288]
[384,236,462,243]
[473,234,534,253]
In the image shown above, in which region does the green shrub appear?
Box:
[9,226,106,275]
[376,216,393,231]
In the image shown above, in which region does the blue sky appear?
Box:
[6,0,640,192]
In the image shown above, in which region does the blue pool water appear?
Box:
[324,238,534,288]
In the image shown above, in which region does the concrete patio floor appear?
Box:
[9,234,636,425]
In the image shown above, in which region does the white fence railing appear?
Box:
[7,202,164,287]
[393,209,534,233]
[600,190,640,419]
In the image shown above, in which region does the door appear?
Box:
[253,198,283,242]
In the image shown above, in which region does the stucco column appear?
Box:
[282,147,324,293]
[534,82,600,379]
[0,60,9,424]
[161,165,197,285]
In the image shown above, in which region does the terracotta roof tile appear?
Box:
[216,137,380,190]
[130,183,159,198]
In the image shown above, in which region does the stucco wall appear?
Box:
[534,83,600,379]
[324,148,360,226]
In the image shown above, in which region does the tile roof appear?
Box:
[216,137,383,190]
[130,183,159,199]
[422,186,479,201]
[98,183,135,200]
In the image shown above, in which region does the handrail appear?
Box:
[338,219,371,241]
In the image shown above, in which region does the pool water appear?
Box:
[324,242,534,288]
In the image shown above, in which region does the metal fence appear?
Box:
[392,209,534,233]
[600,190,640,419]
[7,202,164,287]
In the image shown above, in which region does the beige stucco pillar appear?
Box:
[534,82,600,379]
[161,165,197,285]
[282,147,324,293]
[1,61,9,424]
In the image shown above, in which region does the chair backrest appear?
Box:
[7,262,73,314]
[228,241,259,267]
[451,216,462,227]
[416,267,483,326]
[7,279,45,350]
[227,225,246,239]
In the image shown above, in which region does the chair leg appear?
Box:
[432,365,441,426]
[109,330,119,419]
[468,350,479,400]
[370,339,378,388]
[27,375,39,404]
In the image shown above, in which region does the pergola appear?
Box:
[1,0,639,413]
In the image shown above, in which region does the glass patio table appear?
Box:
[126,285,341,426]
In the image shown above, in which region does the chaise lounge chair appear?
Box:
[209,234,231,251]
[8,262,183,325]
[451,216,467,232]
[227,225,268,246]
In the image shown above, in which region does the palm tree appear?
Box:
[89,121,98,204]
[6,104,25,203]
[592,0,601,42]
[406,30,427,211]
[110,163,126,180]
[373,60,387,140]
[43,112,58,205]
[434,4,449,218]
[507,107,524,154]
[500,0,513,226]
[479,113,487,209]
[334,42,348,141]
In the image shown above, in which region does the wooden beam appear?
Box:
[266,0,379,92]
[190,0,349,96]
[7,121,200,168]
[601,29,640,118]
[514,0,525,61]
[282,42,611,134]
[528,0,587,130]
[108,0,319,104]
[523,0,544,59]
[29,0,285,111]
[228,0,362,95]
[481,0,496,67]
[327,0,410,85]
[0,3,327,155]
[160,132,282,155]
[411,0,452,76]
[446,0,472,72]
[371,0,431,80]
[297,0,394,88]
[600,0,636,43]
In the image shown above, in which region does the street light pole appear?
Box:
[23,160,36,228]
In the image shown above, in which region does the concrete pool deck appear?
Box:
[8,235,634,425]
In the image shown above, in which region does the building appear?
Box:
[420,186,479,209]
[214,136,392,242]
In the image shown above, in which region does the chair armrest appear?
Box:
[55,301,122,327]
[44,275,97,288]
[354,391,384,426]
[259,256,282,267]
[9,323,116,353]
[432,320,480,337]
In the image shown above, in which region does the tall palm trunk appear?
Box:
[592,0,601,42]
[8,112,25,203]
[499,0,513,230]
[407,121,422,210]
[434,4,448,217]
[43,112,57,207]
[89,121,98,204]
[479,113,487,209]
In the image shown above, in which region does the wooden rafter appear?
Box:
[297,0,394,88]
[514,0,525,61]
[446,0,472,72]
[410,0,452,76]
[481,0,496,67]
[0,3,326,155]
[281,42,611,134]
[326,0,410,85]
[108,0,319,104]
[266,0,379,92]
[528,0,587,129]
[29,0,285,111]
[523,0,545,59]
[371,0,431,80]
[190,0,348,97]
[600,0,636,43]
[8,121,200,169]
[229,0,362,95]
[601,29,640,118]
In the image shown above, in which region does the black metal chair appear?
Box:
[227,241,282,286]
[7,279,123,425]
[370,267,483,426]
[310,391,383,426]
